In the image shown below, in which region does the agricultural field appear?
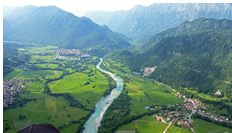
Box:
[34,64,59,69]
[25,46,58,53]
[30,55,56,63]
[166,125,191,133]
[117,115,168,133]
[193,118,232,133]
[48,66,110,109]
[17,70,62,80]
[23,80,46,92]
[102,59,184,114]
[3,93,88,133]
[3,68,23,81]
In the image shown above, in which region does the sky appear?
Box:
[3,0,231,16]
[3,0,155,16]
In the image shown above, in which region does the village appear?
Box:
[146,92,232,131]
[54,48,90,60]
[3,79,30,108]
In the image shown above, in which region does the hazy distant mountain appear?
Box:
[3,6,132,56]
[85,3,232,43]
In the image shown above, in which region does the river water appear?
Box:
[83,58,123,133]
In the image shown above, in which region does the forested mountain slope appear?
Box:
[3,6,132,56]
[105,19,232,100]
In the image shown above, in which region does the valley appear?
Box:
[3,3,232,133]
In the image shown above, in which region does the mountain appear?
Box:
[142,18,232,51]
[3,6,132,56]
[85,3,232,43]
[104,18,232,100]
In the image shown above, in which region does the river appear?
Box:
[83,58,123,133]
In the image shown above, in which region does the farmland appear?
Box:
[117,115,169,133]
[101,59,184,114]
[48,66,109,109]
[17,70,62,80]
[193,118,232,133]
[3,93,88,133]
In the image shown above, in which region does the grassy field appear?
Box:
[3,68,23,81]
[3,93,88,133]
[34,64,59,69]
[23,80,46,92]
[117,115,168,133]
[166,125,191,133]
[65,68,75,73]
[30,55,56,63]
[103,59,184,114]
[17,70,62,79]
[26,46,58,53]
[48,65,109,108]
[193,118,232,133]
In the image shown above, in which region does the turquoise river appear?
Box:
[83,58,123,133]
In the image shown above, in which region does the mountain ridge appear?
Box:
[3,6,132,56]
[85,3,232,43]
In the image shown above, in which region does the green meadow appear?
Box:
[30,55,56,63]
[48,66,109,108]
[3,93,88,133]
[193,118,232,133]
[117,115,168,133]
[34,64,59,69]
[3,68,23,81]
[17,70,62,79]
[166,125,191,133]
[23,80,46,92]
[102,59,184,114]
[26,46,58,53]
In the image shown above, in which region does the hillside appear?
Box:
[105,19,232,101]
[85,3,232,43]
[3,6,132,56]
[142,18,232,51]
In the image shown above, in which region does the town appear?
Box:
[54,48,90,60]
[3,79,30,108]
[146,92,232,132]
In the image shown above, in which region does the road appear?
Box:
[163,119,173,133]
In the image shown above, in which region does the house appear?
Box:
[145,106,150,110]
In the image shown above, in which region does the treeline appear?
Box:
[98,91,146,133]
[3,43,30,75]
[98,92,130,133]
[102,74,117,97]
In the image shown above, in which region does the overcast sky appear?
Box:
[2,0,231,16]
[3,0,156,16]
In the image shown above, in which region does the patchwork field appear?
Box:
[48,66,109,108]
[3,93,88,133]
[17,70,62,79]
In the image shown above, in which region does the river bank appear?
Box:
[83,58,123,133]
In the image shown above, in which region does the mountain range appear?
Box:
[3,6,132,56]
[85,3,232,43]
